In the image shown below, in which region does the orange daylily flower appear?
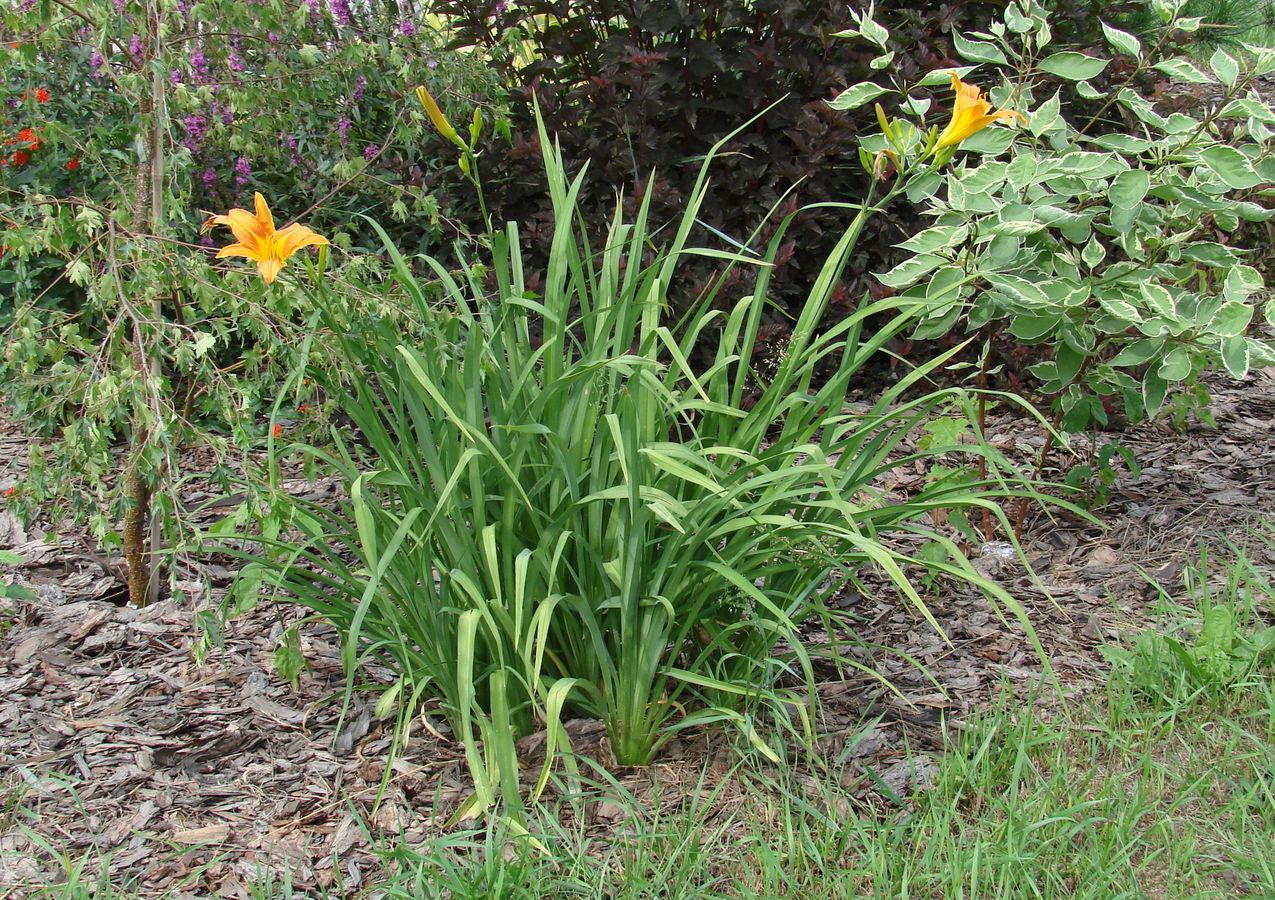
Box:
[201,192,328,284]
[935,73,1026,150]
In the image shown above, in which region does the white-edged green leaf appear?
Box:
[876,253,945,289]
[1221,334,1251,378]
[897,224,969,255]
[829,81,890,111]
[1211,302,1253,337]
[1154,57,1212,84]
[1040,51,1108,80]
[1109,338,1162,366]
[1029,91,1061,137]
[1223,265,1264,303]
[918,66,979,87]
[1200,145,1260,189]
[1101,21,1141,57]
[1158,345,1192,381]
[1096,289,1142,323]
[1140,283,1177,319]
[1109,169,1150,231]
[1088,133,1153,154]
[1209,47,1240,87]
[954,32,1008,65]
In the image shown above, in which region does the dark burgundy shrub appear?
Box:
[434,0,1007,334]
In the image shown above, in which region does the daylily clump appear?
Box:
[201,192,328,284]
[936,73,1026,149]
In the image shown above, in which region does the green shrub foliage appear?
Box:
[838,0,1274,438]
[0,3,502,570]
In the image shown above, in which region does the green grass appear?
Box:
[358,656,1274,900]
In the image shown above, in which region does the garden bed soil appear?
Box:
[1,369,1273,898]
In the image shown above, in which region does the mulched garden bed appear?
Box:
[2,369,1273,898]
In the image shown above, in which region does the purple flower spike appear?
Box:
[191,47,208,80]
[363,143,379,162]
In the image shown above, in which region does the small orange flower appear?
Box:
[201,192,328,284]
[36,88,49,103]
[935,73,1026,150]
[16,127,38,149]
[12,150,29,166]
[67,157,78,171]
[272,423,281,438]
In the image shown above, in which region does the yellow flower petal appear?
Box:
[215,242,256,260]
[275,223,330,259]
[254,192,275,234]
[224,208,267,253]
[204,193,327,285]
[257,257,284,284]
[935,73,1025,150]
[416,85,467,150]
[200,212,230,235]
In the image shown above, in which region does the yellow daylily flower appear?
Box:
[201,192,328,285]
[935,73,1026,150]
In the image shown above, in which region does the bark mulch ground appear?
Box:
[1,369,1273,898]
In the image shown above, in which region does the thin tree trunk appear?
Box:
[123,3,166,607]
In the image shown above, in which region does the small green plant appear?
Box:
[1104,544,1275,704]
[0,549,37,602]
[1063,440,1139,509]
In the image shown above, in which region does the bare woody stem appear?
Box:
[122,0,168,607]
[974,324,999,541]
[1013,352,1095,538]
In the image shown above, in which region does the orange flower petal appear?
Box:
[225,208,267,253]
[215,242,257,260]
[200,212,230,235]
[274,223,330,259]
[253,192,275,234]
[257,257,285,284]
